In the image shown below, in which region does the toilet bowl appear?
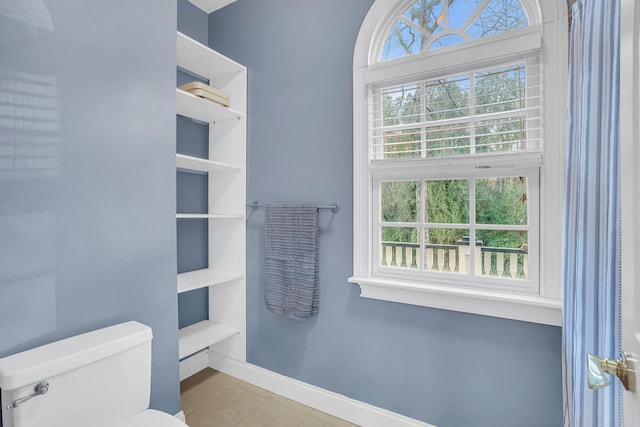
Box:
[0,321,187,427]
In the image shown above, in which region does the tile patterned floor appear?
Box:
[180,368,359,427]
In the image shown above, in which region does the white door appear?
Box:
[620,0,640,424]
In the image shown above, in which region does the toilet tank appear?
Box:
[0,321,153,427]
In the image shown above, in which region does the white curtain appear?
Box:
[562,0,621,426]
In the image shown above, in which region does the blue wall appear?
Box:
[209,1,563,426]
[177,0,208,45]
[0,0,180,417]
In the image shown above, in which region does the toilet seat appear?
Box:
[117,409,188,427]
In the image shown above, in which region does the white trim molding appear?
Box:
[349,276,562,326]
[209,354,437,427]
[179,349,210,381]
[175,411,187,423]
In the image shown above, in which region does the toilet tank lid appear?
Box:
[0,321,152,390]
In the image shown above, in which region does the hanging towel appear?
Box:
[264,204,319,321]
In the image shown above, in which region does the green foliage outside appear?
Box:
[381,177,528,249]
[381,181,419,243]
[380,66,527,158]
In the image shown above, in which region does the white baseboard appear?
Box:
[208,353,436,427]
[179,349,209,381]
[175,410,186,423]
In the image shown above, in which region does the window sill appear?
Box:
[348,276,562,326]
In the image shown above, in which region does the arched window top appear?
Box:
[380,0,530,61]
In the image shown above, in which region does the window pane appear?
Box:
[475,116,526,153]
[466,0,528,40]
[425,123,470,157]
[422,75,471,156]
[448,0,483,29]
[380,227,419,269]
[474,65,525,115]
[476,230,529,279]
[475,177,528,225]
[381,181,420,223]
[404,0,445,36]
[382,84,421,126]
[424,228,469,273]
[426,179,469,224]
[381,20,423,61]
[382,128,421,158]
[425,76,470,121]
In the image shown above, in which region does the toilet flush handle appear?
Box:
[6,381,49,409]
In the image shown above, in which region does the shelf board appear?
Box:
[176,88,243,124]
[176,213,243,219]
[177,31,244,79]
[178,320,239,360]
[177,268,243,293]
[176,153,243,173]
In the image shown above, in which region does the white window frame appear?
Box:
[349,0,568,326]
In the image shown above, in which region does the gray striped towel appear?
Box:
[264,204,319,321]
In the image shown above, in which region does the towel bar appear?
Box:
[246,201,340,213]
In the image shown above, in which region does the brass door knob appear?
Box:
[587,352,635,391]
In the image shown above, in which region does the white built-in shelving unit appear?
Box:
[176,29,246,380]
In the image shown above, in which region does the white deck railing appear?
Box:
[380,242,528,279]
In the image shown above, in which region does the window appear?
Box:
[350,0,567,325]
[380,0,529,60]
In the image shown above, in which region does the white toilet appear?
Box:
[0,321,187,427]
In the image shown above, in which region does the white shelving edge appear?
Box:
[177,268,243,293]
[177,31,244,79]
[176,153,243,173]
[187,0,236,16]
[178,320,239,360]
[176,89,243,124]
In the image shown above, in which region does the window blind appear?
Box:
[369,52,542,161]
